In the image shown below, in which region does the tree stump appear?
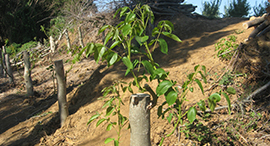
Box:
[0,47,3,77]
[54,60,68,127]
[129,93,151,146]
[23,51,34,96]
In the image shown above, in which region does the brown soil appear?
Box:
[1,13,270,146]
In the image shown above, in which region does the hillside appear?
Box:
[1,13,270,146]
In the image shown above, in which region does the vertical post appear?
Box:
[5,53,14,84]
[65,30,71,53]
[23,51,34,96]
[49,36,55,53]
[0,47,3,77]
[78,25,84,48]
[2,46,6,77]
[129,93,151,146]
[54,60,68,127]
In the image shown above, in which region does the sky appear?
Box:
[95,0,266,16]
[185,0,261,16]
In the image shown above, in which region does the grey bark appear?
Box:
[0,47,3,77]
[65,30,71,52]
[78,25,84,48]
[243,14,267,29]
[129,93,151,146]
[248,20,270,39]
[5,53,14,83]
[54,60,68,127]
[2,46,6,77]
[23,51,34,96]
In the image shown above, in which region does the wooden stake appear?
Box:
[23,51,34,96]
[5,53,14,83]
[54,60,68,127]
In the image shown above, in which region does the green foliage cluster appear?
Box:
[224,0,251,17]
[215,35,238,60]
[0,0,68,45]
[88,81,129,146]
[202,0,222,18]
[253,1,270,17]
[6,41,38,56]
[77,5,233,145]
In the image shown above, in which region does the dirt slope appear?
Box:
[1,13,269,146]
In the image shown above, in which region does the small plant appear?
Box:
[87,81,129,146]
[182,121,215,144]
[72,4,232,145]
[215,35,238,60]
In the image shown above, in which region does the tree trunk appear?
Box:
[23,51,34,96]
[129,93,151,146]
[78,25,84,48]
[2,46,6,77]
[54,60,68,127]
[248,20,270,39]
[0,47,3,77]
[50,36,56,53]
[243,14,268,29]
[65,30,71,53]
[5,53,14,83]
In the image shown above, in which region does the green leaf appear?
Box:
[208,93,221,112]
[128,86,133,94]
[157,38,168,54]
[167,113,173,123]
[102,98,113,108]
[125,12,136,22]
[201,65,206,75]
[142,60,154,75]
[226,87,236,95]
[209,93,221,102]
[114,140,119,146]
[120,7,129,18]
[109,53,118,66]
[156,80,173,96]
[96,118,106,127]
[194,65,200,71]
[104,31,113,45]
[222,92,231,114]
[161,32,182,42]
[198,100,206,112]
[135,35,149,46]
[187,107,197,123]
[113,8,121,18]
[188,73,195,81]
[122,24,131,36]
[105,138,114,144]
[163,20,174,31]
[105,106,115,117]
[208,99,216,112]
[87,113,101,125]
[165,89,178,106]
[106,123,113,131]
[122,57,133,76]
[194,79,204,95]
[86,43,95,57]
[198,71,207,84]
[94,46,107,63]
[110,41,121,49]
[154,68,167,79]
[98,25,110,35]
